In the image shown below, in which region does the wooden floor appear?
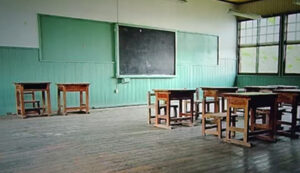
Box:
[0,106,300,173]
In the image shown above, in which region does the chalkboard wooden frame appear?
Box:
[115,24,177,78]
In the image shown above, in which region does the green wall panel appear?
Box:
[0,45,235,115]
[177,31,218,65]
[236,75,300,87]
[39,15,114,63]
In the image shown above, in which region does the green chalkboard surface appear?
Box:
[117,25,176,77]
[39,14,114,63]
[177,31,218,65]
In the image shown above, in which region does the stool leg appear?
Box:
[232,116,236,137]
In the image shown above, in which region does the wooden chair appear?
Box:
[147,91,178,124]
[184,88,215,120]
[202,96,237,139]
[255,106,287,131]
[16,91,41,117]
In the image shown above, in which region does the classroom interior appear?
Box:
[1,0,300,172]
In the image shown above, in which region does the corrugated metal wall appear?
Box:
[0,46,236,115]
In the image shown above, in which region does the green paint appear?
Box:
[177,31,218,65]
[0,46,235,115]
[237,75,300,88]
[287,45,294,50]
[39,14,114,63]
[268,17,276,25]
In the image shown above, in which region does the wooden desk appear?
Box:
[57,83,90,115]
[268,85,299,89]
[201,87,238,113]
[244,86,277,92]
[15,82,51,118]
[153,89,195,129]
[273,89,300,138]
[224,92,278,147]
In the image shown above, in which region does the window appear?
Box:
[285,13,300,74]
[238,16,280,74]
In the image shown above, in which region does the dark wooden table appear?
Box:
[57,83,90,115]
[201,87,238,113]
[153,89,196,129]
[15,82,51,118]
[273,89,300,138]
[244,86,277,92]
[268,85,299,89]
[223,92,278,147]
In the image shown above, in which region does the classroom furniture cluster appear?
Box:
[148,85,300,147]
[15,82,90,118]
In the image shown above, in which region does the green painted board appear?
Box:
[39,14,114,63]
[177,31,218,65]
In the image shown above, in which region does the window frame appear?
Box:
[237,16,281,75]
[283,14,300,75]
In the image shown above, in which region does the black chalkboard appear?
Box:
[118,25,176,76]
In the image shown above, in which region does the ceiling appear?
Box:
[218,0,263,4]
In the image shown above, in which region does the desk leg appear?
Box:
[57,90,61,115]
[20,88,25,116]
[47,89,51,116]
[250,107,256,132]
[166,99,170,126]
[179,99,182,117]
[15,89,20,115]
[80,91,83,112]
[214,96,219,113]
[155,99,159,125]
[291,101,298,138]
[190,97,194,123]
[202,97,206,136]
[85,88,89,114]
[63,88,67,115]
[226,107,232,140]
[222,97,225,112]
[270,101,277,139]
[42,91,46,114]
[243,106,250,144]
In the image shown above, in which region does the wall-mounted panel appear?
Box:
[39,15,114,63]
[177,31,218,65]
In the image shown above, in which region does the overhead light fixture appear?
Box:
[228,9,262,20]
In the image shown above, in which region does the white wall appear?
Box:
[0,0,236,59]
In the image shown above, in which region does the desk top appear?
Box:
[56,83,90,85]
[201,87,238,90]
[153,89,196,92]
[15,82,51,85]
[273,89,300,93]
[224,92,278,98]
[268,85,299,89]
[244,86,277,89]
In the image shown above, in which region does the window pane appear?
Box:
[285,44,300,74]
[287,14,300,41]
[259,16,280,44]
[240,48,256,73]
[258,46,278,73]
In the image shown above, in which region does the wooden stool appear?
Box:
[147,91,178,124]
[15,82,51,118]
[202,112,237,139]
[255,107,286,131]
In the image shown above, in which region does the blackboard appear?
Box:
[118,25,176,77]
